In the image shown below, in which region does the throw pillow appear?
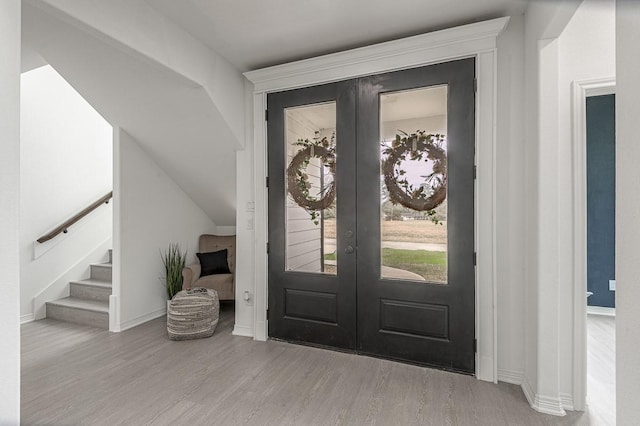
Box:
[197,249,230,276]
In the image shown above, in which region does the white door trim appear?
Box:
[244,16,509,382]
[571,76,615,411]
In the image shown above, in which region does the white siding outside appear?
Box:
[284,108,331,273]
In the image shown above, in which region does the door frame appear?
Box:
[245,16,510,382]
[571,76,616,411]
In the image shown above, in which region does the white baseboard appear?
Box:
[20,313,35,324]
[478,355,496,382]
[587,306,615,316]
[534,394,567,416]
[521,376,566,416]
[109,295,119,332]
[560,393,575,411]
[497,369,524,385]
[118,306,166,332]
[255,320,267,341]
[232,324,254,338]
[521,376,536,407]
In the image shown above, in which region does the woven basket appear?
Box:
[167,288,219,341]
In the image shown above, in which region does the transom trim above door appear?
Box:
[245,16,509,383]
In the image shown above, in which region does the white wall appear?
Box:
[232,79,256,338]
[520,0,582,415]
[518,0,615,414]
[20,64,113,321]
[616,1,640,423]
[537,36,564,410]
[522,3,544,405]
[113,128,216,331]
[557,0,615,405]
[34,0,245,149]
[0,0,21,422]
[495,14,526,385]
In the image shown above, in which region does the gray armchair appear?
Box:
[182,234,236,300]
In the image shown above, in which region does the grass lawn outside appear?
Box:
[322,218,447,282]
[324,248,447,283]
[382,248,447,283]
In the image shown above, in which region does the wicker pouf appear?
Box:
[167,288,219,341]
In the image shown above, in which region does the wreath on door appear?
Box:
[287,131,446,222]
[286,134,336,223]
[381,131,447,212]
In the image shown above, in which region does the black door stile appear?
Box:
[267,59,476,372]
[267,80,357,350]
[356,60,476,372]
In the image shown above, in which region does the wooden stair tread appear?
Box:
[47,297,109,313]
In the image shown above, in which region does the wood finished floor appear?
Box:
[586,314,615,426]
[22,304,597,426]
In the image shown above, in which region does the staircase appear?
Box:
[46,249,112,329]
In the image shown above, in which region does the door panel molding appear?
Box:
[379,299,450,340]
[284,289,338,324]
[245,17,509,382]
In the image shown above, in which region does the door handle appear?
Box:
[345,245,355,254]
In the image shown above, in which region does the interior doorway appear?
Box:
[585,92,616,424]
[572,77,616,418]
[267,59,476,372]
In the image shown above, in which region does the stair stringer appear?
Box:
[33,237,112,320]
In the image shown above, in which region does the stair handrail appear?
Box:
[36,191,113,243]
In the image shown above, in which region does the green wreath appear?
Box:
[286,135,336,223]
[381,131,447,213]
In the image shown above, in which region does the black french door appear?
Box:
[267,58,476,372]
[267,80,357,349]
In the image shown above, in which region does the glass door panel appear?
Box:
[284,102,337,275]
[379,86,448,284]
